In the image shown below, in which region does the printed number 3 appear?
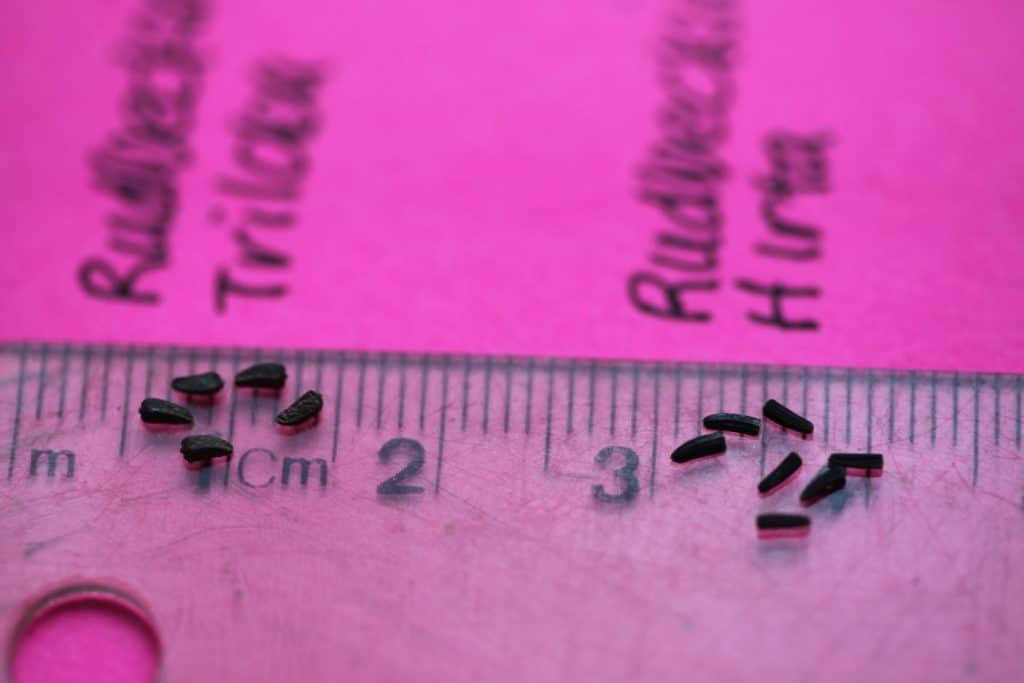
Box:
[377,437,426,495]
[592,446,640,503]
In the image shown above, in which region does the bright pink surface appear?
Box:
[1,0,1022,372]
[10,599,158,683]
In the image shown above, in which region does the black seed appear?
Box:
[758,451,803,494]
[670,432,726,463]
[799,466,846,505]
[276,390,324,426]
[180,434,233,463]
[763,399,813,434]
[235,362,288,389]
[702,412,761,436]
[756,513,810,530]
[139,397,193,425]
[171,371,224,396]
[828,453,884,470]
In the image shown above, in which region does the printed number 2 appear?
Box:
[592,446,640,503]
[377,437,426,495]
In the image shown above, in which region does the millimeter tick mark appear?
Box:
[544,360,555,471]
[118,348,134,457]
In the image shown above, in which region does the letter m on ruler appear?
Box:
[29,449,76,478]
[281,457,328,487]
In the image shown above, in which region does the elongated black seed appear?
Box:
[235,362,288,389]
[139,397,193,425]
[756,513,810,530]
[702,412,761,436]
[180,435,233,463]
[670,432,726,463]
[758,451,803,494]
[171,371,224,395]
[276,390,324,426]
[799,466,846,505]
[763,399,813,434]
[828,453,884,470]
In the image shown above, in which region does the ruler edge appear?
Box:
[2,340,1019,381]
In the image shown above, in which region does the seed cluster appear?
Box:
[671,399,885,536]
[139,358,886,520]
[138,362,323,467]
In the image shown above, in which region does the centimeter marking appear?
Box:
[3,344,1022,490]
[6,346,27,480]
[434,356,449,493]
[1018,375,1022,448]
[544,359,554,471]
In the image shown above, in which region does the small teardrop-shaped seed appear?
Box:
[763,399,814,434]
[756,513,810,530]
[235,362,288,389]
[139,397,193,425]
[275,390,324,426]
[180,435,234,463]
[758,452,803,494]
[702,412,761,436]
[799,466,846,505]
[828,453,884,471]
[670,432,726,464]
[171,371,224,395]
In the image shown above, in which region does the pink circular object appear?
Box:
[10,591,159,683]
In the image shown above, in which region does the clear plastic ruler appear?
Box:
[2,344,1022,681]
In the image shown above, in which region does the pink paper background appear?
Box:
[5,4,1024,679]
[2,0,1023,372]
